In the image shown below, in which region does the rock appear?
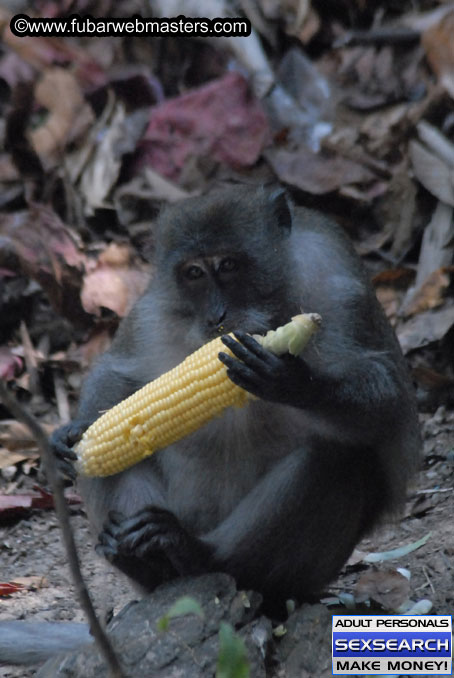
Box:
[37,573,269,677]
[277,603,333,677]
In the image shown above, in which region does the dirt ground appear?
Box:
[0,405,452,678]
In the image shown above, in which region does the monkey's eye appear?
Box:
[184,265,204,280]
[219,257,238,273]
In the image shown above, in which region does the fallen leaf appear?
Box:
[375,286,400,323]
[153,0,274,97]
[409,202,454,299]
[0,419,53,455]
[137,73,269,181]
[363,533,432,563]
[403,267,453,317]
[9,575,48,590]
[422,10,454,99]
[410,140,454,205]
[0,582,23,596]
[81,243,149,317]
[0,576,47,597]
[373,269,415,287]
[397,304,454,354]
[29,68,94,168]
[0,487,81,520]
[79,328,113,367]
[0,205,89,324]
[80,103,149,215]
[265,146,375,194]
[0,347,22,380]
[0,7,105,88]
[412,366,454,391]
[354,569,411,611]
[0,448,38,469]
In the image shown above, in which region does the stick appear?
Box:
[0,380,125,678]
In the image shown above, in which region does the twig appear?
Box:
[422,565,436,595]
[0,380,125,678]
[53,368,71,424]
[19,321,41,396]
[333,28,420,49]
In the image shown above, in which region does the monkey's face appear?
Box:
[174,252,279,345]
[153,185,295,349]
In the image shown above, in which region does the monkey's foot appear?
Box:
[96,509,178,590]
[97,507,211,586]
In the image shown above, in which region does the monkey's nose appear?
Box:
[208,310,227,333]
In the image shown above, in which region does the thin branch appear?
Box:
[0,380,125,678]
[333,27,420,49]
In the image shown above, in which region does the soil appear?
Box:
[0,407,453,678]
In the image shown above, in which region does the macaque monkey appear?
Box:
[0,185,420,663]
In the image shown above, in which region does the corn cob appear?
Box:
[75,313,321,477]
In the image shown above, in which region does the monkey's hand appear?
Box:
[49,420,91,480]
[97,507,212,588]
[219,332,316,408]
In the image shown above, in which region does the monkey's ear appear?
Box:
[268,187,292,234]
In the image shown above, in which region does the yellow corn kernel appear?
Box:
[75,313,321,477]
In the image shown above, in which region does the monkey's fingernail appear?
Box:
[233,331,248,343]
[220,335,234,347]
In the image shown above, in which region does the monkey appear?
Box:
[0,185,420,664]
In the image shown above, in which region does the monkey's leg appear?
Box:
[204,443,377,608]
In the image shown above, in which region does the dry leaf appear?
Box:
[410,141,454,205]
[29,67,94,168]
[422,10,454,98]
[375,286,400,323]
[0,419,48,452]
[80,104,148,215]
[0,347,22,380]
[265,146,375,195]
[81,244,149,317]
[354,568,411,611]
[0,205,88,322]
[0,7,105,88]
[9,576,48,590]
[403,267,453,317]
[153,0,274,97]
[138,73,269,181]
[397,304,454,354]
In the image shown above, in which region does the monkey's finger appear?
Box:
[107,510,126,526]
[218,352,260,382]
[98,529,118,549]
[119,523,171,554]
[219,337,269,374]
[233,331,282,367]
[54,446,78,461]
[56,458,77,481]
[50,431,78,459]
[66,423,88,445]
[116,507,178,540]
[95,541,118,562]
[225,366,263,398]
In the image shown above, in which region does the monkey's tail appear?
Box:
[0,620,92,665]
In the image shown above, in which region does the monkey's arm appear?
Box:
[50,356,143,478]
[51,297,150,479]
[219,331,403,445]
